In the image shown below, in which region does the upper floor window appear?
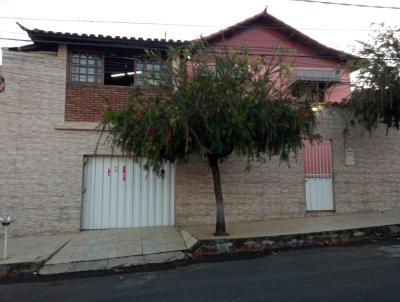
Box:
[68,50,167,87]
[134,61,168,86]
[290,68,341,102]
[70,52,103,84]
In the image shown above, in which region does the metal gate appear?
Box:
[82,156,175,229]
[304,140,334,211]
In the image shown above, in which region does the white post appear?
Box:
[3,225,8,259]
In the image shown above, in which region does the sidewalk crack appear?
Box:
[38,238,72,268]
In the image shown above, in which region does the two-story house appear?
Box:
[1,11,400,236]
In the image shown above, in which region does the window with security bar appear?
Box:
[70,52,103,84]
[290,68,341,103]
[134,61,168,86]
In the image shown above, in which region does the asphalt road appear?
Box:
[1,243,400,302]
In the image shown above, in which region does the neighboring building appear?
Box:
[1,11,399,237]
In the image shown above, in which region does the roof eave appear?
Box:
[16,22,188,51]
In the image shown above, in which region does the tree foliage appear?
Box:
[347,28,400,132]
[101,45,317,235]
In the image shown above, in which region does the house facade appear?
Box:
[1,11,400,237]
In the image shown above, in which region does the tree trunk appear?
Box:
[208,156,227,236]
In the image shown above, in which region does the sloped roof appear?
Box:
[15,23,187,51]
[203,10,356,62]
[14,11,356,62]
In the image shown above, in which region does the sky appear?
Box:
[1,0,400,64]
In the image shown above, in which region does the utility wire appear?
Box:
[0,37,30,42]
[0,31,27,35]
[0,15,393,32]
[0,16,220,27]
[289,0,400,10]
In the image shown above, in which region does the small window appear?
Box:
[134,61,167,86]
[70,52,103,84]
[291,82,327,103]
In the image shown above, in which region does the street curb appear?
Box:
[39,251,186,275]
[188,224,400,259]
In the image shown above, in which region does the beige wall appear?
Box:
[174,106,400,226]
[320,108,400,214]
[0,47,110,236]
[1,48,400,236]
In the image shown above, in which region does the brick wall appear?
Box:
[65,85,130,122]
[175,153,305,226]
[65,85,160,122]
[0,46,112,236]
[174,108,400,226]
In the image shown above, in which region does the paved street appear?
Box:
[1,243,400,302]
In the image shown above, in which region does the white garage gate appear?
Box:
[81,156,175,230]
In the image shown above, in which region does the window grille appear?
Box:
[70,52,103,84]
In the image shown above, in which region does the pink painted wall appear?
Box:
[303,139,332,178]
[325,71,351,103]
[208,26,351,103]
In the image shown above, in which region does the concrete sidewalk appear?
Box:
[40,227,186,275]
[0,210,400,277]
[182,210,400,255]
[0,226,187,276]
[183,210,400,240]
[0,234,72,275]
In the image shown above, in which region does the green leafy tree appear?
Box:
[101,46,317,236]
[347,28,400,132]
